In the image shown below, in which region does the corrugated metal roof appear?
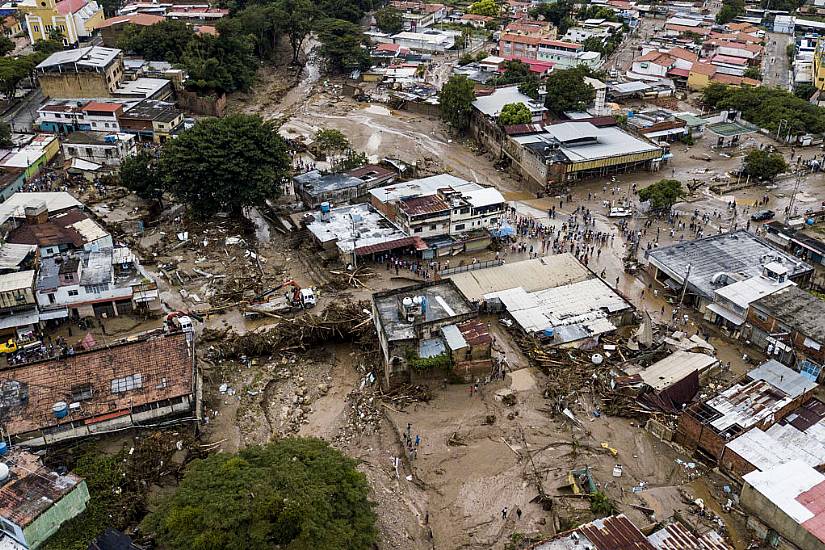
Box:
[441,324,468,350]
[640,350,718,391]
[748,360,817,399]
[647,522,730,549]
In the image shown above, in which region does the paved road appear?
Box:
[2,88,44,133]
[762,32,793,90]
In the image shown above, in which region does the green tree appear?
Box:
[316,18,370,73]
[544,66,595,114]
[468,0,499,16]
[498,102,532,126]
[439,75,476,133]
[0,121,12,147]
[142,438,377,550]
[119,150,163,204]
[315,0,364,23]
[582,36,605,54]
[529,0,574,33]
[795,83,817,101]
[743,66,761,80]
[716,0,744,24]
[743,149,788,181]
[374,6,404,34]
[0,35,14,56]
[218,4,281,59]
[315,128,350,157]
[33,38,64,55]
[518,77,540,99]
[638,179,685,211]
[159,115,290,217]
[117,20,196,62]
[0,56,32,100]
[182,32,258,94]
[490,60,532,85]
[275,0,318,65]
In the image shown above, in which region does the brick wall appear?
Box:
[719,444,757,479]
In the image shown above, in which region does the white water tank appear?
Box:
[0,463,9,482]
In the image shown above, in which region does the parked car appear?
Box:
[751,210,775,221]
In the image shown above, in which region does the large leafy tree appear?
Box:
[182,32,257,94]
[374,6,404,34]
[159,115,290,217]
[0,36,14,57]
[117,20,196,62]
[316,18,370,73]
[638,179,685,211]
[468,0,499,16]
[0,56,33,100]
[142,438,377,550]
[439,75,476,133]
[218,4,281,59]
[743,150,788,181]
[274,0,318,65]
[529,0,574,34]
[543,66,595,114]
[499,102,531,126]
[120,150,163,204]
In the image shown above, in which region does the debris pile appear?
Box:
[205,300,374,358]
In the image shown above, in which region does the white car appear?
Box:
[608,207,633,218]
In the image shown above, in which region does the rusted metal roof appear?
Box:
[648,522,731,549]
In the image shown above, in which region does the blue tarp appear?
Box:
[492,224,515,238]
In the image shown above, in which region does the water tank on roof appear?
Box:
[103,135,117,144]
[52,401,69,419]
[0,463,8,482]
[0,442,7,456]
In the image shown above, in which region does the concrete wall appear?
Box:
[23,481,90,549]
[38,73,110,99]
[741,481,825,550]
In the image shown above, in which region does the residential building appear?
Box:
[741,460,825,550]
[449,254,633,346]
[389,0,446,30]
[498,33,543,60]
[1,14,22,37]
[647,521,730,549]
[0,167,26,203]
[704,262,795,331]
[97,12,164,46]
[306,202,421,264]
[293,164,396,208]
[0,191,81,228]
[645,230,813,314]
[458,13,492,28]
[630,47,697,81]
[814,38,825,91]
[0,134,60,183]
[35,246,158,318]
[37,99,132,134]
[392,30,455,53]
[118,99,183,143]
[0,331,197,446]
[35,47,124,98]
[746,285,825,380]
[503,19,556,38]
[0,270,38,340]
[0,448,90,549]
[674,361,817,461]
[369,174,507,238]
[5,204,112,258]
[61,132,136,166]
[773,14,794,34]
[372,279,476,385]
[721,397,825,478]
[763,221,825,268]
[626,108,689,141]
[16,0,104,45]
[688,61,760,90]
[537,39,601,69]
[701,38,763,64]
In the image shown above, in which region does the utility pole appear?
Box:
[785,169,803,222]
[679,263,692,306]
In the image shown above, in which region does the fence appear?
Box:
[439,259,503,277]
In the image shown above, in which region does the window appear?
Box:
[460,208,469,214]
[429,224,436,230]
[414,227,423,233]
[104,123,109,128]
[71,383,93,401]
[111,373,143,393]
[91,122,97,127]
[754,311,768,322]
[47,293,55,304]
[490,218,498,224]
[85,147,93,156]
[68,147,77,156]
[84,283,108,293]
[67,289,78,296]
[455,223,465,231]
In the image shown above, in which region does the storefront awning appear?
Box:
[39,308,69,320]
[707,303,745,326]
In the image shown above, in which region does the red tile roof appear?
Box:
[83,101,122,112]
[541,39,582,50]
[97,13,164,28]
[0,332,193,437]
[667,67,690,77]
[55,0,89,15]
[800,481,825,543]
[499,32,543,45]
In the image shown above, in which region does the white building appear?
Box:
[392,30,455,53]
[774,15,794,34]
[537,40,601,69]
[471,85,548,122]
[61,132,136,166]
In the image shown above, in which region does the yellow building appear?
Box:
[2,15,23,37]
[17,0,104,45]
[814,39,825,91]
[35,46,124,98]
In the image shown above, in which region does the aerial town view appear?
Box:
[1,0,825,547]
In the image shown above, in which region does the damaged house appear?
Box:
[0,331,199,447]
[372,279,478,386]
